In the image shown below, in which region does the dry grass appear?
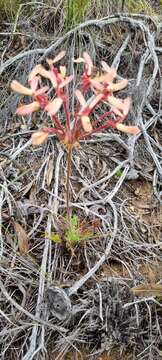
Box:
[0,0,161,25]
[0,3,162,360]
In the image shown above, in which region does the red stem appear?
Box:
[52,114,65,134]
[91,111,112,128]
[78,117,121,140]
[66,146,72,219]
[63,94,71,131]
[90,118,121,134]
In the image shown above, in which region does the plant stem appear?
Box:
[52,114,65,133]
[63,97,71,131]
[66,146,73,219]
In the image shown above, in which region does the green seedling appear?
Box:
[65,214,93,245]
[45,214,97,249]
[115,169,124,178]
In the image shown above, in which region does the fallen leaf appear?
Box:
[29,183,37,203]
[21,180,34,197]
[131,283,162,297]
[13,221,29,254]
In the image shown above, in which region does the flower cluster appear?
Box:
[11,51,140,148]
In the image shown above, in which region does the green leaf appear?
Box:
[45,232,61,243]
[65,214,81,244]
[115,169,124,178]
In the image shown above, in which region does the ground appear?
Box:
[0,1,162,359]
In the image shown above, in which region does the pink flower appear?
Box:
[11,51,140,148]
[11,76,49,115]
[11,76,49,97]
[28,64,58,89]
[28,61,73,102]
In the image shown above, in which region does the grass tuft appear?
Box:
[65,0,91,28]
[0,0,22,19]
[125,0,156,15]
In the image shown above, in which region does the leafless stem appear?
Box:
[66,146,73,219]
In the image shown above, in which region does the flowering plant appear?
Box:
[11,51,140,216]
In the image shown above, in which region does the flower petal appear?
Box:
[28,65,41,81]
[11,80,33,96]
[52,50,66,63]
[83,52,93,76]
[101,61,116,75]
[88,93,103,110]
[101,70,117,84]
[34,86,49,96]
[73,57,85,63]
[90,79,104,91]
[60,65,66,78]
[108,96,131,116]
[29,76,39,92]
[28,65,51,82]
[81,115,92,132]
[75,90,86,107]
[49,71,57,88]
[59,75,73,88]
[111,106,123,117]
[45,97,63,115]
[101,60,111,73]
[16,101,40,115]
[108,78,128,92]
[32,131,48,146]
[46,50,66,65]
[116,123,140,134]
[107,96,122,108]
[122,97,131,116]
[101,61,117,82]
